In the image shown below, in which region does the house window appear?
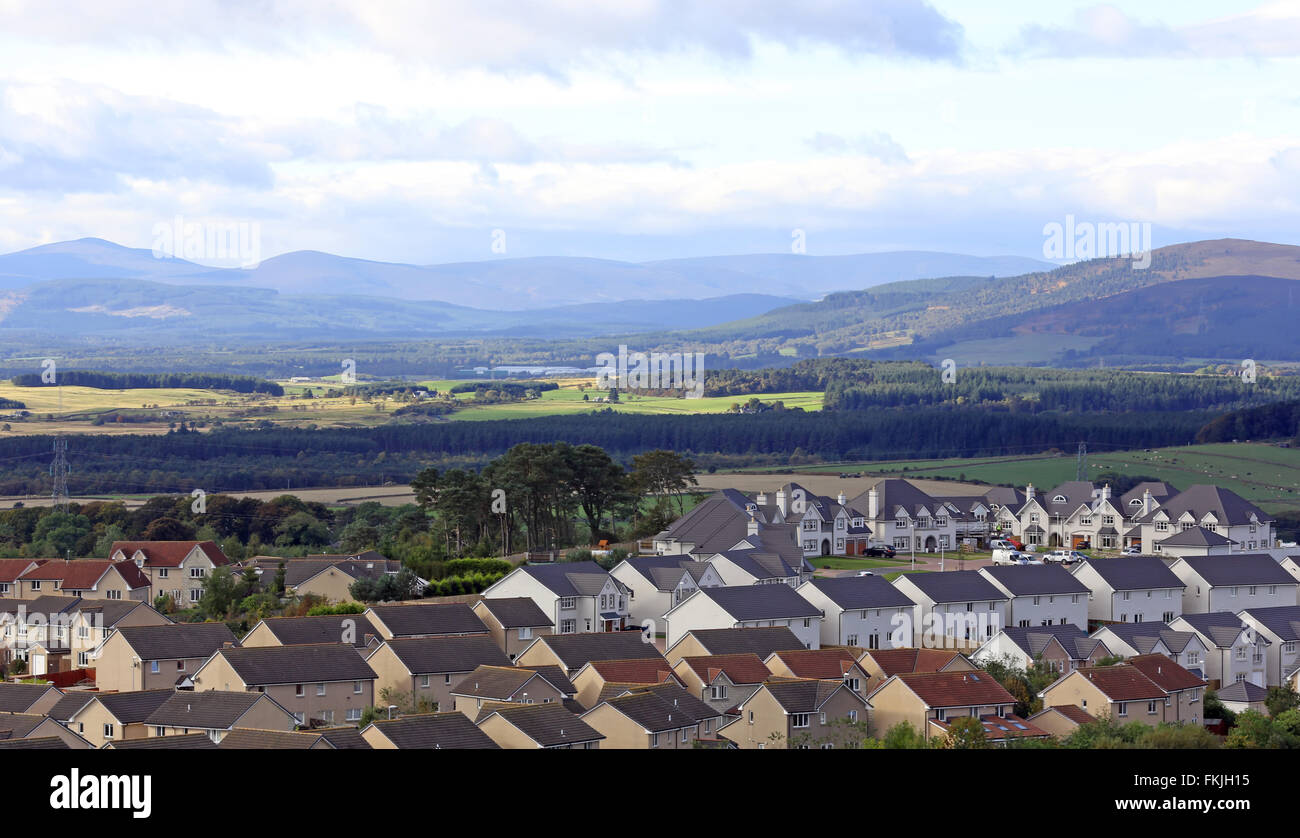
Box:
[559,597,576,610]
[420,675,430,688]
[791,713,810,728]
[155,726,165,736]
[77,625,88,639]
[650,733,659,748]
[561,619,576,634]
[346,708,361,722]
[158,568,168,578]
[315,683,326,696]
[935,709,947,721]
[77,653,89,667]
[710,684,728,700]
[30,581,41,591]
[1147,701,1158,714]
[151,660,160,673]
[103,724,114,739]
[680,729,689,744]
[518,627,532,641]
[1117,702,1128,717]
[177,660,185,671]
[1285,642,1297,655]
[295,684,305,697]
[190,567,205,578]
[189,589,202,603]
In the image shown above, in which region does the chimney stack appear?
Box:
[1143,489,1153,516]
[746,515,759,537]
[868,487,879,520]
[1026,483,1036,503]
[837,491,847,506]
[776,489,788,516]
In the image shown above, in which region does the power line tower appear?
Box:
[50,437,69,512]
[1076,441,1088,482]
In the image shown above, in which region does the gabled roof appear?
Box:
[0,713,59,739]
[216,643,378,685]
[1073,665,1167,701]
[766,648,862,680]
[516,561,625,598]
[368,712,500,749]
[1035,481,1097,514]
[1135,484,1272,526]
[0,736,69,749]
[111,540,230,568]
[254,614,380,649]
[981,564,1091,596]
[710,547,803,581]
[849,478,942,519]
[18,559,149,591]
[1239,605,1300,642]
[656,492,755,552]
[451,665,560,700]
[108,733,217,750]
[145,690,281,730]
[218,728,347,749]
[862,648,969,677]
[1176,612,1251,648]
[686,584,821,621]
[1099,621,1198,655]
[896,570,1007,604]
[367,602,488,637]
[478,702,604,747]
[1177,554,1295,587]
[473,597,553,628]
[1126,654,1207,692]
[378,635,510,675]
[680,653,772,686]
[1120,481,1179,510]
[998,624,1105,661]
[931,712,1048,741]
[94,689,176,724]
[76,599,162,628]
[804,576,916,610]
[586,689,698,732]
[620,555,716,592]
[281,558,400,588]
[528,632,664,671]
[1216,680,1269,703]
[1031,704,1098,726]
[114,622,237,660]
[584,658,680,685]
[1157,527,1234,548]
[45,691,96,722]
[1075,556,1183,591]
[316,727,372,749]
[674,626,805,659]
[883,670,1014,708]
[0,559,40,583]
[762,678,864,713]
[0,683,61,713]
[620,682,720,723]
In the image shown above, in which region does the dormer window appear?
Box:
[1053,495,1067,504]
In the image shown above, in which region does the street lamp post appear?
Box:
[910,521,916,571]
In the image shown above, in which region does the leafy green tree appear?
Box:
[199,566,238,618]
[878,721,932,749]
[273,511,331,548]
[142,516,196,541]
[942,716,990,749]
[32,511,92,557]
[1265,683,1300,717]
[630,449,698,514]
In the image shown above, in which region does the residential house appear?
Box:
[1027,704,1099,739]
[605,681,726,741]
[1170,612,1268,688]
[663,626,805,665]
[718,678,870,749]
[891,571,1010,651]
[867,670,1019,743]
[0,713,93,749]
[857,647,976,693]
[364,602,489,640]
[470,597,554,661]
[144,690,298,742]
[515,631,665,679]
[610,555,724,627]
[972,624,1112,675]
[62,689,175,748]
[1091,621,1208,674]
[763,648,871,701]
[0,682,63,715]
[570,658,682,709]
[1215,680,1270,715]
[241,614,382,654]
[795,576,917,650]
[849,478,959,553]
[69,599,171,670]
[92,622,238,692]
[362,712,501,749]
[978,564,1091,629]
[105,733,216,750]
[1069,557,1185,624]
[1132,485,1277,555]
[707,538,813,588]
[1126,654,1207,724]
[0,560,41,598]
[450,664,577,717]
[111,540,231,608]
[191,644,378,727]
[1169,554,1297,614]
[996,481,1126,550]
[1237,605,1300,687]
[482,561,630,634]
[758,483,872,558]
[365,634,510,712]
[671,653,771,715]
[15,560,150,601]
[476,701,605,749]
[581,689,702,749]
[216,727,367,749]
[1038,664,1173,728]
[663,584,823,650]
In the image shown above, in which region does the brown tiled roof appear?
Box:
[888,670,1014,708]
[766,648,860,679]
[18,559,149,590]
[1124,655,1208,692]
[865,647,967,677]
[587,658,680,685]
[1040,704,1098,725]
[681,653,772,686]
[1076,665,1168,701]
[111,540,230,568]
[0,559,40,583]
[218,728,333,749]
[931,712,1049,741]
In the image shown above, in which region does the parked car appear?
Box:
[856,570,875,577]
[1015,556,1044,565]
[993,548,1035,566]
[1045,549,1088,564]
[863,545,896,558]
[1121,546,1142,555]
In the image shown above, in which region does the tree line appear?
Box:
[10,370,283,395]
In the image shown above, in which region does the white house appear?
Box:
[609,555,724,628]
[1170,612,1268,689]
[1069,557,1185,624]
[848,479,960,553]
[1090,621,1210,676]
[795,576,917,650]
[1132,485,1277,556]
[978,564,1091,630]
[891,570,1010,651]
[482,561,630,635]
[972,624,1112,674]
[1236,605,1300,688]
[1169,554,1297,615]
[662,585,822,651]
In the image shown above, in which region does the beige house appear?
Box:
[365,602,490,640]
[61,689,175,748]
[361,712,501,749]
[365,634,510,712]
[0,682,63,715]
[144,690,298,743]
[0,713,93,749]
[718,678,869,749]
[763,648,872,701]
[111,540,231,608]
[0,560,42,598]
[190,644,377,728]
[857,647,976,693]
[241,614,381,654]
[476,702,604,749]
[470,597,554,661]
[671,653,772,715]
[1038,664,1172,727]
[1124,654,1207,725]
[581,690,701,749]
[571,658,683,709]
[1027,704,1099,739]
[663,626,805,666]
[866,670,1017,743]
[514,631,666,678]
[450,664,575,718]
[92,622,238,692]
[69,600,172,670]
[15,560,151,601]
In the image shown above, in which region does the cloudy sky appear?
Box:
[2,0,1299,264]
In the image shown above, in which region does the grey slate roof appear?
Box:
[478,702,604,746]
[897,570,1008,604]
[0,683,60,713]
[529,632,664,671]
[516,561,627,598]
[587,689,697,732]
[762,679,860,713]
[380,634,511,675]
[849,478,943,519]
[315,727,373,749]
[108,733,217,750]
[674,626,805,658]
[1100,621,1198,655]
[981,565,1091,596]
[1034,481,1097,514]
[45,691,95,722]
[451,665,560,700]
[145,690,279,730]
[217,643,378,685]
[1177,612,1250,649]
[0,736,69,749]
[115,622,238,660]
[1157,527,1234,547]
[218,728,337,749]
[656,492,755,552]
[999,625,1103,661]
[95,689,176,723]
[474,597,553,628]
[692,584,822,621]
[806,576,916,610]
[1238,605,1300,642]
[1178,554,1296,587]
[1135,484,1272,526]
[256,614,381,648]
[1120,481,1179,511]
[622,555,715,591]
[626,681,722,722]
[1216,680,1269,703]
[367,602,488,637]
[368,712,501,749]
[1075,556,1184,591]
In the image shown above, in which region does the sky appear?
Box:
[1,0,1299,264]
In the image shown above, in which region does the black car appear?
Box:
[863,546,896,558]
